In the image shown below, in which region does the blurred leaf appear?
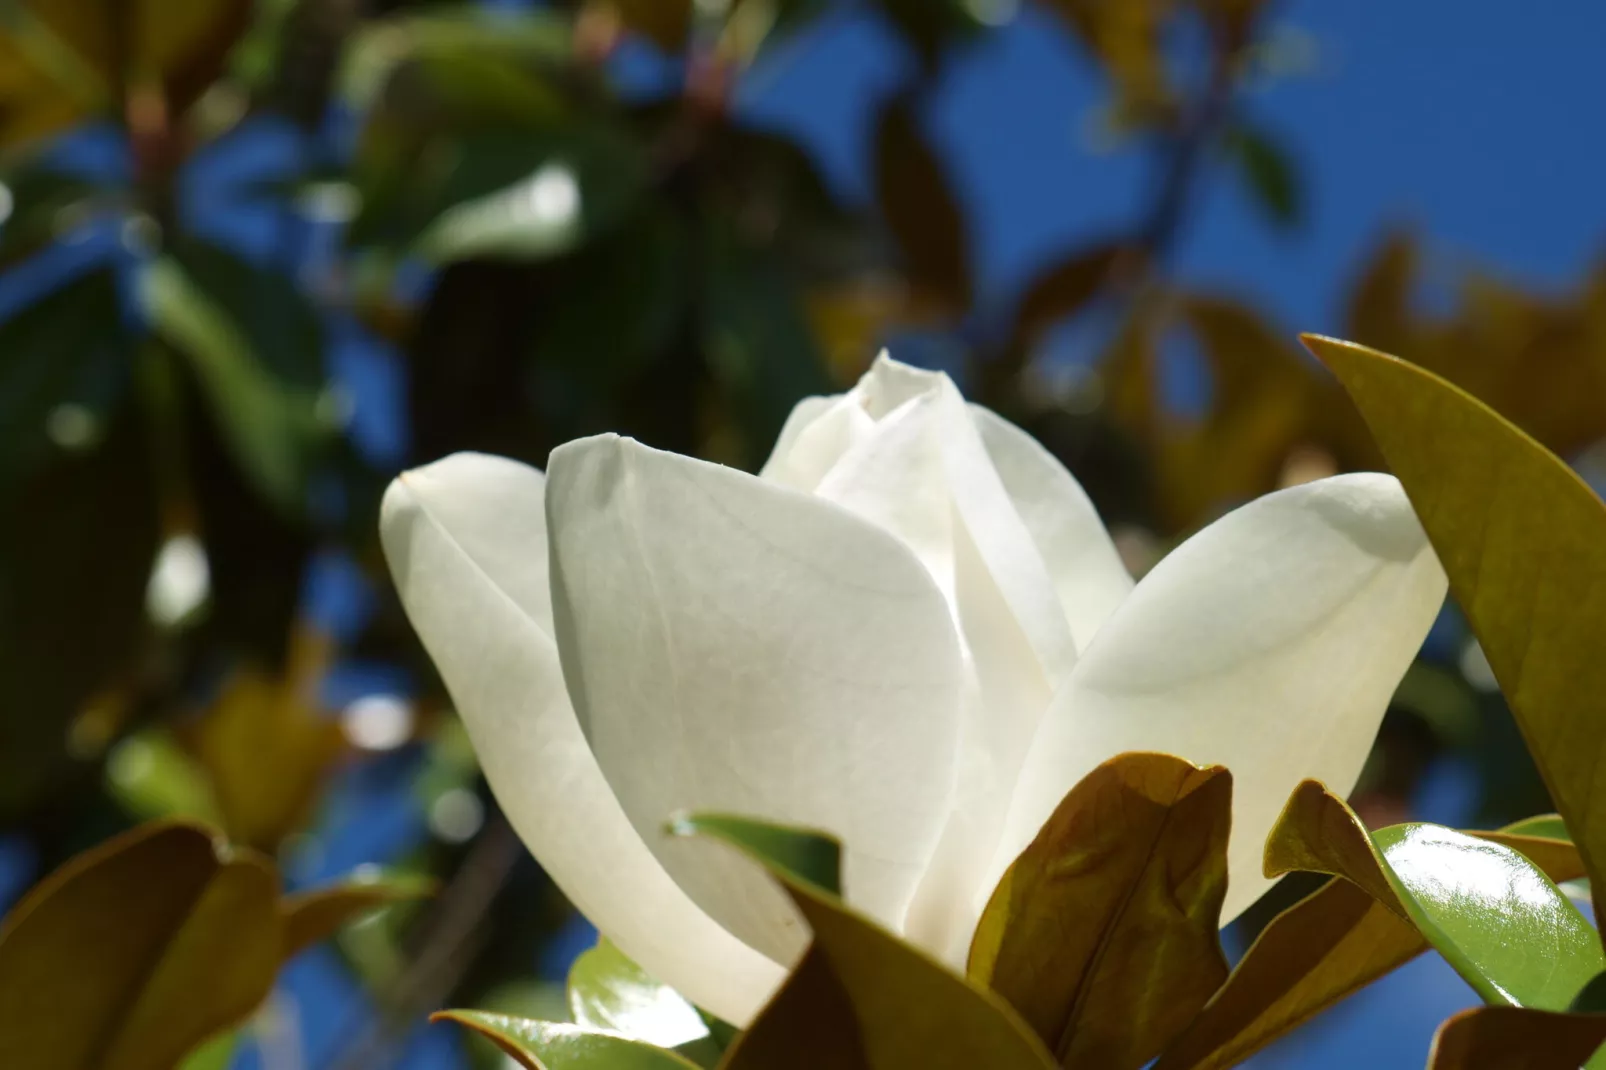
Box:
[871,0,983,67]
[188,627,347,852]
[1267,780,1603,1009]
[1307,334,1606,926]
[433,1011,702,1070]
[1222,122,1301,229]
[685,818,1058,1070]
[176,1032,238,1070]
[1037,0,1174,122]
[970,752,1230,1069]
[1010,243,1124,351]
[1342,229,1418,358]
[0,395,157,817]
[170,240,325,388]
[0,822,281,1070]
[1426,1006,1606,1069]
[1573,974,1606,1014]
[0,164,114,266]
[1503,814,1571,841]
[566,939,720,1064]
[0,267,130,487]
[140,256,324,516]
[701,220,833,464]
[0,0,252,145]
[281,872,434,959]
[106,730,224,825]
[1154,813,1592,1070]
[608,0,694,52]
[873,94,971,315]
[668,813,841,894]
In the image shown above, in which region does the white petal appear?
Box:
[992,473,1448,923]
[380,453,784,1024]
[802,357,1079,957]
[545,435,963,962]
[969,404,1133,652]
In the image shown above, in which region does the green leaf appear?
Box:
[1153,814,1593,1070]
[432,1011,702,1070]
[1267,781,1603,1010]
[1222,122,1302,229]
[281,871,434,959]
[1426,1006,1606,1069]
[140,256,324,516]
[700,221,833,464]
[0,821,282,1070]
[970,752,1231,1069]
[667,813,841,895]
[0,268,131,487]
[0,164,114,266]
[1503,814,1571,841]
[872,93,971,314]
[1305,335,1606,926]
[566,939,717,1062]
[681,818,1056,1070]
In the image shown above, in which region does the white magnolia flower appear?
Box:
[379,354,1446,1026]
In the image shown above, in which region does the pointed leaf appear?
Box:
[0,821,282,1070]
[667,814,841,896]
[566,939,716,1057]
[1155,812,1593,1070]
[1305,334,1606,924]
[681,818,1056,1070]
[873,95,971,314]
[281,872,434,959]
[432,1011,701,1070]
[1426,1006,1606,1070]
[970,752,1230,1068]
[1266,782,1603,1010]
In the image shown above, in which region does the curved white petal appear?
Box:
[545,434,963,963]
[992,473,1448,923]
[795,357,1078,958]
[380,453,784,1024]
[969,404,1133,652]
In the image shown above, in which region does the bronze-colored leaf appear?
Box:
[873,94,972,316]
[681,819,1056,1070]
[280,874,434,960]
[1426,1006,1606,1070]
[1305,334,1606,926]
[969,752,1230,1069]
[1009,243,1126,352]
[607,0,694,53]
[0,821,281,1070]
[1154,814,1591,1070]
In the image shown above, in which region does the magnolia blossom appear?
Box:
[380,354,1446,1026]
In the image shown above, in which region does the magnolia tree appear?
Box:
[4,337,1594,1070]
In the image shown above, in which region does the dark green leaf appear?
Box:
[1223,122,1302,229]
[432,1011,702,1070]
[970,752,1230,1069]
[1305,334,1606,926]
[667,814,840,896]
[0,822,281,1070]
[1571,973,1606,1014]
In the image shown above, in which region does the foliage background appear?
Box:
[1,0,1603,1066]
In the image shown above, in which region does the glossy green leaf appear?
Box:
[0,821,282,1070]
[1154,813,1593,1070]
[565,939,717,1060]
[1267,781,1603,1010]
[432,1011,701,1070]
[681,818,1056,1070]
[970,752,1231,1069]
[280,871,434,959]
[140,257,324,516]
[1305,334,1606,924]
[1426,1006,1606,1069]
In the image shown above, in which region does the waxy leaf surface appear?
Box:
[970,752,1231,1069]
